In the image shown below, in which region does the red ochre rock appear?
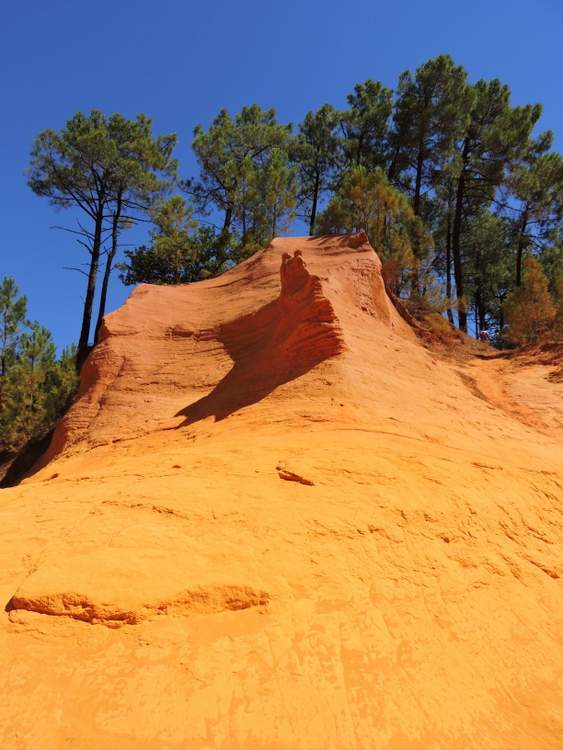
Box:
[1,234,562,749]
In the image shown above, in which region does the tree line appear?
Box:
[19,54,563,368]
[0,277,77,465]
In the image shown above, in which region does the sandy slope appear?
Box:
[1,235,562,749]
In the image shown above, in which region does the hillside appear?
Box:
[1,234,562,749]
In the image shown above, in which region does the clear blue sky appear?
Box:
[1,0,561,349]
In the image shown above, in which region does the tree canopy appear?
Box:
[26,56,562,353]
[119,196,228,285]
[0,278,77,459]
[504,257,557,345]
[28,110,177,367]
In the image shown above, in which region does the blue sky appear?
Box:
[1,0,561,349]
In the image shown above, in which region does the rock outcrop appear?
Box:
[1,234,562,749]
[39,233,405,459]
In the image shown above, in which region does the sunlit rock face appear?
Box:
[1,234,562,749]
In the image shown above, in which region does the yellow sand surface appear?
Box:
[1,235,562,749]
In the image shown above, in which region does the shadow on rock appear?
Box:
[175,251,345,426]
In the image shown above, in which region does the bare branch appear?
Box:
[77,240,94,254]
[63,266,89,277]
[76,218,96,238]
[51,224,94,240]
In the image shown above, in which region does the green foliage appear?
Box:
[186,105,295,251]
[510,147,562,235]
[508,141,563,285]
[1,277,27,377]
[28,110,177,365]
[235,145,297,254]
[461,212,513,333]
[28,110,177,217]
[387,55,471,204]
[27,57,561,348]
[340,81,392,170]
[504,257,556,345]
[292,104,340,233]
[0,279,78,454]
[442,77,544,330]
[541,244,563,294]
[119,196,234,285]
[251,146,297,248]
[553,274,563,340]
[316,166,432,293]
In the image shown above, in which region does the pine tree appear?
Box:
[292,105,340,233]
[0,277,28,453]
[43,344,79,429]
[94,114,178,340]
[508,140,563,286]
[461,212,512,336]
[186,105,292,249]
[384,57,472,299]
[258,146,297,243]
[553,274,563,340]
[119,196,228,285]
[316,166,431,293]
[449,80,541,331]
[432,172,458,324]
[5,323,57,446]
[0,277,78,456]
[387,55,471,213]
[339,81,392,171]
[28,111,177,367]
[0,277,27,377]
[504,256,556,345]
[540,244,563,294]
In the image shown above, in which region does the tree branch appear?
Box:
[63,266,89,277]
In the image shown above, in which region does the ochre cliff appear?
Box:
[1,234,562,749]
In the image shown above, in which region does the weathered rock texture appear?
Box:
[1,234,562,749]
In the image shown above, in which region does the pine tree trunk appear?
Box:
[77,209,104,370]
[241,207,247,247]
[309,171,320,235]
[1,318,6,377]
[222,205,233,234]
[474,290,486,338]
[356,135,363,166]
[452,139,470,332]
[516,206,529,286]
[410,137,425,297]
[498,293,506,331]
[387,146,400,183]
[477,245,488,336]
[413,137,424,217]
[94,193,123,343]
[479,306,486,334]
[1,329,6,377]
[445,204,454,325]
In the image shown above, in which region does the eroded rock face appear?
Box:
[1,234,562,749]
[38,234,403,463]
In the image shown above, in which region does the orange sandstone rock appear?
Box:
[0,234,562,749]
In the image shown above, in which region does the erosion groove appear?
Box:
[7,585,270,627]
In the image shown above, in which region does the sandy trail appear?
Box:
[467,354,563,438]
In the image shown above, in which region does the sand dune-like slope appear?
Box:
[1,234,562,749]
